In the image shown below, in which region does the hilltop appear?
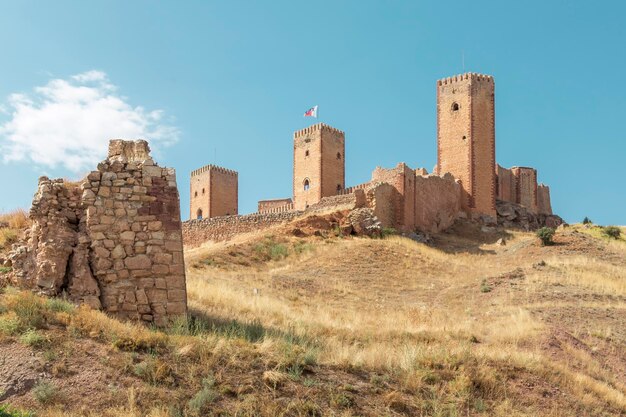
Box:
[0,216,625,416]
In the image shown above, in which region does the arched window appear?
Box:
[336,152,342,160]
[336,184,342,194]
[196,208,203,220]
[451,102,459,111]
[303,178,310,191]
[305,150,310,157]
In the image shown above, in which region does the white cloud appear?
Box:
[0,71,179,172]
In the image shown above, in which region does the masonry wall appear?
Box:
[190,165,238,220]
[182,190,365,247]
[371,163,415,231]
[258,198,293,213]
[496,164,516,203]
[437,73,496,218]
[10,140,187,326]
[512,167,538,213]
[537,184,552,215]
[414,173,461,234]
[293,124,345,210]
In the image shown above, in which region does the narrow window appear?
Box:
[451,102,459,111]
[202,188,205,194]
[337,184,342,194]
[194,191,198,197]
[196,208,203,220]
[303,179,310,191]
[336,152,342,160]
[305,150,310,157]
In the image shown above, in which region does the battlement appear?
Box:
[294,123,345,138]
[437,72,494,86]
[191,164,238,177]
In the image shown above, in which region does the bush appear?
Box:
[187,378,217,415]
[45,298,75,314]
[32,380,59,404]
[19,329,49,348]
[0,267,11,274]
[602,226,621,240]
[582,216,592,225]
[536,227,555,246]
[0,405,34,417]
[382,227,397,238]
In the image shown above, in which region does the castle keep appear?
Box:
[185,72,557,244]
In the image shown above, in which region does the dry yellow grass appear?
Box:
[1,224,625,416]
[182,227,626,414]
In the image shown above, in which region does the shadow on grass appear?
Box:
[169,307,316,348]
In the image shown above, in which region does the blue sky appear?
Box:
[0,0,624,224]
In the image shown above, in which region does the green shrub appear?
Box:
[253,237,289,261]
[0,405,34,417]
[582,216,592,225]
[480,279,492,293]
[602,226,621,240]
[32,380,59,404]
[0,267,11,274]
[19,329,49,348]
[0,314,21,336]
[382,227,397,238]
[45,298,75,314]
[187,378,217,415]
[536,227,555,246]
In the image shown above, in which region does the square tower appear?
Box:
[437,73,496,218]
[293,123,345,210]
[190,164,238,220]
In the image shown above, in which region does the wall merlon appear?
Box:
[294,123,345,138]
[437,72,494,86]
[190,164,239,177]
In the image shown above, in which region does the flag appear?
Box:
[303,105,318,118]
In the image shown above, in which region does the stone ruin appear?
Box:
[9,140,187,325]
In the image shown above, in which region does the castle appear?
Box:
[187,72,554,240]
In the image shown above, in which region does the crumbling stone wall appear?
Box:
[10,140,187,325]
[183,211,301,246]
[258,198,293,213]
[414,173,461,234]
[537,184,552,215]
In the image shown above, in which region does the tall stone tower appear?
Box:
[190,164,238,220]
[293,123,345,210]
[437,73,496,218]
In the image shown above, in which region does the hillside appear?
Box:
[1,221,625,416]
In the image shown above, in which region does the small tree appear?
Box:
[582,217,592,225]
[603,226,621,240]
[536,227,555,246]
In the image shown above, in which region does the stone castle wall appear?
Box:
[537,184,552,215]
[258,198,293,213]
[182,190,366,247]
[10,140,187,325]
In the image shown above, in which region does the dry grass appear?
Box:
[0,209,29,250]
[1,225,625,416]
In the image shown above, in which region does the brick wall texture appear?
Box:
[293,124,345,210]
[437,73,496,218]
